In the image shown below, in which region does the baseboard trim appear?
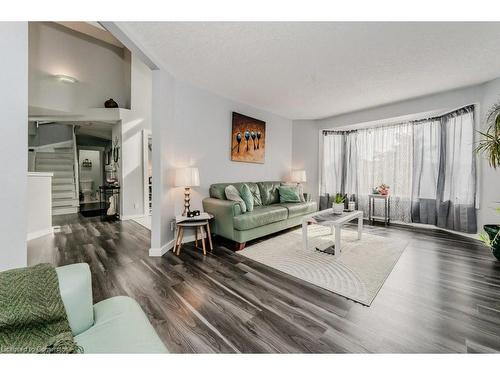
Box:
[120,214,146,221]
[27,227,54,241]
[149,239,174,257]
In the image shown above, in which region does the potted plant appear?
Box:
[479,208,500,261]
[331,193,345,215]
[476,101,500,260]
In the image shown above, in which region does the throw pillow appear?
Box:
[251,184,263,206]
[281,182,305,202]
[239,184,254,212]
[278,185,301,203]
[225,185,247,213]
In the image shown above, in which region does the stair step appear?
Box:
[52,198,79,208]
[53,191,76,199]
[36,158,73,165]
[52,184,75,192]
[53,206,79,215]
[48,171,74,178]
[36,152,74,160]
[52,177,75,185]
[36,164,74,172]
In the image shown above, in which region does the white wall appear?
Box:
[27,173,53,240]
[151,69,176,254]
[292,80,500,234]
[0,22,28,271]
[29,22,131,113]
[172,80,293,214]
[120,54,152,218]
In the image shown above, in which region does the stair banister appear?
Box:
[72,125,80,204]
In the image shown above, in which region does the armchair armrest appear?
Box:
[56,263,94,336]
[202,197,242,240]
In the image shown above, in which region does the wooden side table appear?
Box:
[174,214,214,256]
[368,194,391,225]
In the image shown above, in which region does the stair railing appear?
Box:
[72,125,80,204]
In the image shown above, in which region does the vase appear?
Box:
[332,203,344,215]
[484,224,500,260]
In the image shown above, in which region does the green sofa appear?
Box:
[202,181,317,249]
[56,263,167,353]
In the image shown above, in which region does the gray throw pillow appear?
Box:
[225,185,247,213]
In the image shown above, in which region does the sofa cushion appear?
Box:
[239,184,254,212]
[210,182,262,205]
[225,185,246,213]
[277,201,317,218]
[74,296,167,353]
[233,205,288,231]
[281,182,306,202]
[257,181,282,205]
[278,185,301,203]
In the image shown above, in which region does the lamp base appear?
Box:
[182,187,191,216]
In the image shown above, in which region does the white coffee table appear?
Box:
[302,209,363,256]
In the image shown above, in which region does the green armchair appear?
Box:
[56,263,167,353]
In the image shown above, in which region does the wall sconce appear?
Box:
[54,74,78,84]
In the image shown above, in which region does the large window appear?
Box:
[320,105,477,233]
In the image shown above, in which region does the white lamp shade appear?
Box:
[175,167,200,187]
[291,169,307,183]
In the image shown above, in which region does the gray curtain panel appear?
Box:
[411,105,477,233]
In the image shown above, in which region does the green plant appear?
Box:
[479,207,500,248]
[476,102,500,169]
[331,193,346,204]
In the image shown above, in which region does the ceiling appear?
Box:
[121,22,500,120]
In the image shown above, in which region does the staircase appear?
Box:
[35,144,79,215]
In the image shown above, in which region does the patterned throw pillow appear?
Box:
[224,185,247,213]
[239,184,254,212]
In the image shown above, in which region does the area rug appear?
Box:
[239,225,407,306]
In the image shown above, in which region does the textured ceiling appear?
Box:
[121,22,500,119]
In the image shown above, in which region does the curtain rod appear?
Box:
[322,104,475,135]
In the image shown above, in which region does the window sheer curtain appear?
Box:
[320,105,477,233]
[356,124,413,222]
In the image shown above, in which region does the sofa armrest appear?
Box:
[56,263,94,336]
[202,197,242,240]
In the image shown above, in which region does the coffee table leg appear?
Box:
[358,213,363,240]
[334,224,341,257]
[302,220,308,251]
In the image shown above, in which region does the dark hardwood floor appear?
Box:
[27,214,500,353]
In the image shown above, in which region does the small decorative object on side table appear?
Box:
[174,213,214,256]
[175,167,200,216]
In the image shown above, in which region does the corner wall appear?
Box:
[0,23,28,271]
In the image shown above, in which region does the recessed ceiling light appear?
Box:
[54,74,78,84]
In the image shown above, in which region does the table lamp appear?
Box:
[175,167,200,216]
[291,169,307,184]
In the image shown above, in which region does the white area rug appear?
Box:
[240,225,407,306]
